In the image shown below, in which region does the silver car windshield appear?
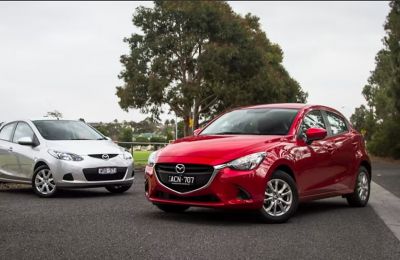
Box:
[33,120,105,141]
[200,108,299,136]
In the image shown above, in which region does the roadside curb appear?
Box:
[370,181,400,241]
[0,183,30,190]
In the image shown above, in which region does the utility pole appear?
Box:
[175,114,178,140]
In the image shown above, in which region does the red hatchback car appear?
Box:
[145,103,371,223]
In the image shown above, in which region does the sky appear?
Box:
[0,1,390,123]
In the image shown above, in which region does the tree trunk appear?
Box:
[193,102,200,130]
[183,114,191,137]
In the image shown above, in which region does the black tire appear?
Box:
[155,204,190,213]
[259,170,299,223]
[346,166,370,207]
[32,165,57,198]
[105,183,133,193]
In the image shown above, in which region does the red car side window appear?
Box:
[325,112,348,135]
[298,110,326,138]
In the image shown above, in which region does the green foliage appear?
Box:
[349,105,376,141]
[118,127,133,148]
[91,117,164,141]
[351,0,400,158]
[166,131,174,142]
[177,120,185,138]
[95,124,110,137]
[117,1,307,136]
[134,136,150,142]
[149,136,166,143]
[151,136,168,150]
[134,117,160,134]
[384,0,400,112]
[368,120,400,159]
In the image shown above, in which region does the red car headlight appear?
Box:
[147,150,160,167]
[227,152,267,170]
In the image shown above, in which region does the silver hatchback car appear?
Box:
[0,119,134,197]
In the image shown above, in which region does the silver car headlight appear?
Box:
[48,149,84,161]
[227,152,266,170]
[123,151,133,160]
[147,151,159,166]
[118,146,133,160]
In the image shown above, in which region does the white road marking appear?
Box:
[370,181,400,241]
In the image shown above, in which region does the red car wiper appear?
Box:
[210,132,246,135]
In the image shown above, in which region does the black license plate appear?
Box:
[168,175,195,185]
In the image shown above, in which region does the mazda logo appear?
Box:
[102,154,109,160]
[175,164,185,174]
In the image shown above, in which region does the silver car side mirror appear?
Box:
[17,136,35,146]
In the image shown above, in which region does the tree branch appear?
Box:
[199,96,218,113]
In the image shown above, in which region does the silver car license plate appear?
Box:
[98,168,117,174]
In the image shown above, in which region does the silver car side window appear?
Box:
[0,123,17,142]
[13,122,35,143]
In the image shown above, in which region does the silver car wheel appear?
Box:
[357,171,369,201]
[263,179,293,217]
[35,169,56,195]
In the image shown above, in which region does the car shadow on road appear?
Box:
[143,207,263,226]
[0,186,133,198]
[54,188,127,198]
[142,199,354,226]
[296,199,352,218]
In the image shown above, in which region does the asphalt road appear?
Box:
[372,159,400,198]
[1,163,400,260]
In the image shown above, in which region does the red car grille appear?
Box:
[155,163,214,193]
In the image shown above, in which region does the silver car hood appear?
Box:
[45,140,123,155]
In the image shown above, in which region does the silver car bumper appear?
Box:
[49,155,134,188]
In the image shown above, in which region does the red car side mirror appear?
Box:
[193,128,203,136]
[305,128,327,144]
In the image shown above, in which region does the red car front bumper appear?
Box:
[145,164,270,210]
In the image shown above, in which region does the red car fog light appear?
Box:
[236,186,252,200]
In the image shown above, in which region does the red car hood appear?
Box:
[157,135,285,165]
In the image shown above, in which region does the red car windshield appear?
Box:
[201,108,299,136]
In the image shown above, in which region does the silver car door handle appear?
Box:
[8,147,13,152]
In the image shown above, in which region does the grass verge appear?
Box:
[133,150,151,168]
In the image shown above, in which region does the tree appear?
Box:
[46,110,63,118]
[351,0,400,158]
[384,0,400,112]
[166,131,174,142]
[349,105,375,141]
[150,136,166,142]
[93,123,110,137]
[117,1,307,136]
[134,117,160,133]
[118,127,133,148]
[134,135,149,142]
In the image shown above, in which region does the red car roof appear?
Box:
[243,103,309,109]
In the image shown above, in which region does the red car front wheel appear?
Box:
[259,170,299,223]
